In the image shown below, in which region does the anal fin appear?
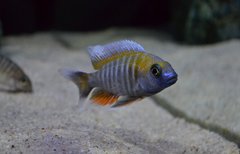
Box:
[90,88,119,106]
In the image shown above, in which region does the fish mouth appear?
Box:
[166,76,178,85]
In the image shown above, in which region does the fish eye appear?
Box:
[20,77,27,83]
[150,64,161,78]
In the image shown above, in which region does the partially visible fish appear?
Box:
[0,21,2,47]
[60,40,177,108]
[0,55,32,92]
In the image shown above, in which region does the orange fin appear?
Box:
[90,89,119,106]
[111,96,142,108]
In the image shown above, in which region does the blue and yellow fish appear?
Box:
[60,40,177,107]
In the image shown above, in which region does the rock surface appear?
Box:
[172,0,240,44]
[0,31,239,153]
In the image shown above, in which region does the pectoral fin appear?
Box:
[111,96,142,108]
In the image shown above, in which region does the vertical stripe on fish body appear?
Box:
[89,52,154,96]
[0,55,32,92]
[60,40,178,108]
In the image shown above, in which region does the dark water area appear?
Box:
[0,0,171,33]
[0,0,240,44]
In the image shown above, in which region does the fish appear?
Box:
[0,21,2,47]
[60,40,177,108]
[0,55,33,93]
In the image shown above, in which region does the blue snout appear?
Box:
[162,71,178,85]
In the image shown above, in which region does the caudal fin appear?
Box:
[59,69,93,100]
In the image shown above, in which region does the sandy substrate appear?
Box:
[0,30,239,153]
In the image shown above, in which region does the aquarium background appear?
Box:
[1,0,239,44]
[0,0,240,153]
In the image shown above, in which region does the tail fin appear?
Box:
[59,69,93,100]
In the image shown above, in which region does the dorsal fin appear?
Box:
[88,40,145,69]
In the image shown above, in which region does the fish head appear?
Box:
[14,74,33,93]
[139,56,177,95]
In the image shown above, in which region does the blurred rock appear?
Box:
[0,32,239,153]
[0,21,2,46]
[172,0,240,44]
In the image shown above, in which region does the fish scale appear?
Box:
[108,59,114,91]
[125,55,137,95]
[0,56,14,77]
[90,54,142,96]
[124,56,131,94]
[120,56,127,93]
